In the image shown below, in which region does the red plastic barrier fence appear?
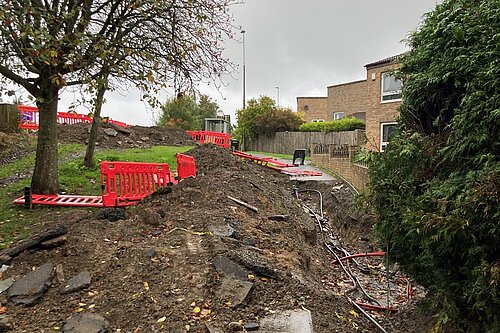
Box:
[186,130,230,148]
[57,112,93,125]
[108,119,129,127]
[17,105,129,130]
[18,105,39,130]
[14,157,197,208]
[176,153,197,180]
[100,161,174,207]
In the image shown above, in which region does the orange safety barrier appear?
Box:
[17,105,129,130]
[108,119,129,127]
[100,161,174,207]
[18,105,39,130]
[14,154,197,208]
[186,130,230,148]
[57,112,93,125]
[176,153,197,180]
[233,150,322,177]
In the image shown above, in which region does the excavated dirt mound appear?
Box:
[0,144,433,332]
[57,122,196,149]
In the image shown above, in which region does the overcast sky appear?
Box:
[58,0,438,126]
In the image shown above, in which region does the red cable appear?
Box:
[331,251,386,264]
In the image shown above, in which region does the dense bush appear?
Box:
[369,1,499,332]
[254,108,304,136]
[298,117,365,132]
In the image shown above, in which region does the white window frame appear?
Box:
[380,122,398,152]
[311,119,325,123]
[333,112,344,120]
[381,73,402,103]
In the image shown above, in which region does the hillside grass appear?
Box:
[0,144,192,250]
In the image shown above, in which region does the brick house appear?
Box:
[297,54,403,152]
[296,96,328,123]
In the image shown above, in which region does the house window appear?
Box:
[333,112,344,120]
[380,122,397,152]
[312,119,325,123]
[381,73,402,102]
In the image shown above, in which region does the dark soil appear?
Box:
[0,133,436,332]
[57,122,196,149]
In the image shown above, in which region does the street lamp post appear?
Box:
[241,30,246,110]
[275,86,280,107]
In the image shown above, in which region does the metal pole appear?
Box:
[242,30,246,110]
[275,86,280,107]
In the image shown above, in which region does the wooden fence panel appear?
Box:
[248,130,365,155]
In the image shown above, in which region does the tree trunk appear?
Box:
[31,81,60,194]
[84,83,107,168]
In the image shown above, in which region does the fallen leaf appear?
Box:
[143,282,150,291]
[0,307,6,314]
[190,302,196,307]
[88,304,95,309]
[157,316,166,323]
[349,310,359,318]
[193,306,201,314]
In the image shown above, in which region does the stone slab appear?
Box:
[8,262,54,306]
[217,277,253,308]
[0,278,14,294]
[61,271,91,294]
[213,257,248,281]
[259,309,313,333]
[63,313,109,333]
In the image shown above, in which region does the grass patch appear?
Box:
[0,144,193,249]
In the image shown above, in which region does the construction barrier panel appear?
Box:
[18,105,39,130]
[17,105,128,130]
[57,112,92,125]
[176,153,197,180]
[186,130,230,148]
[14,157,197,208]
[100,161,174,207]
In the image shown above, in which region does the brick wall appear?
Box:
[311,144,369,192]
[296,97,328,122]
[327,80,366,120]
[364,63,401,151]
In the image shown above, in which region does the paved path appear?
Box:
[251,153,336,181]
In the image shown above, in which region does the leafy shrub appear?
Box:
[254,108,303,135]
[369,1,500,331]
[299,117,365,132]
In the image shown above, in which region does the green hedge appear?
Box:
[299,117,365,132]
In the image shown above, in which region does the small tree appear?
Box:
[0,0,235,192]
[157,94,219,130]
[235,96,303,148]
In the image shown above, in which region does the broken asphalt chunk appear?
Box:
[259,309,313,333]
[0,278,14,294]
[213,257,248,281]
[217,277,253,308]
[61,271,91,294]
[62,313,109,333]
[8,263,54,306]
